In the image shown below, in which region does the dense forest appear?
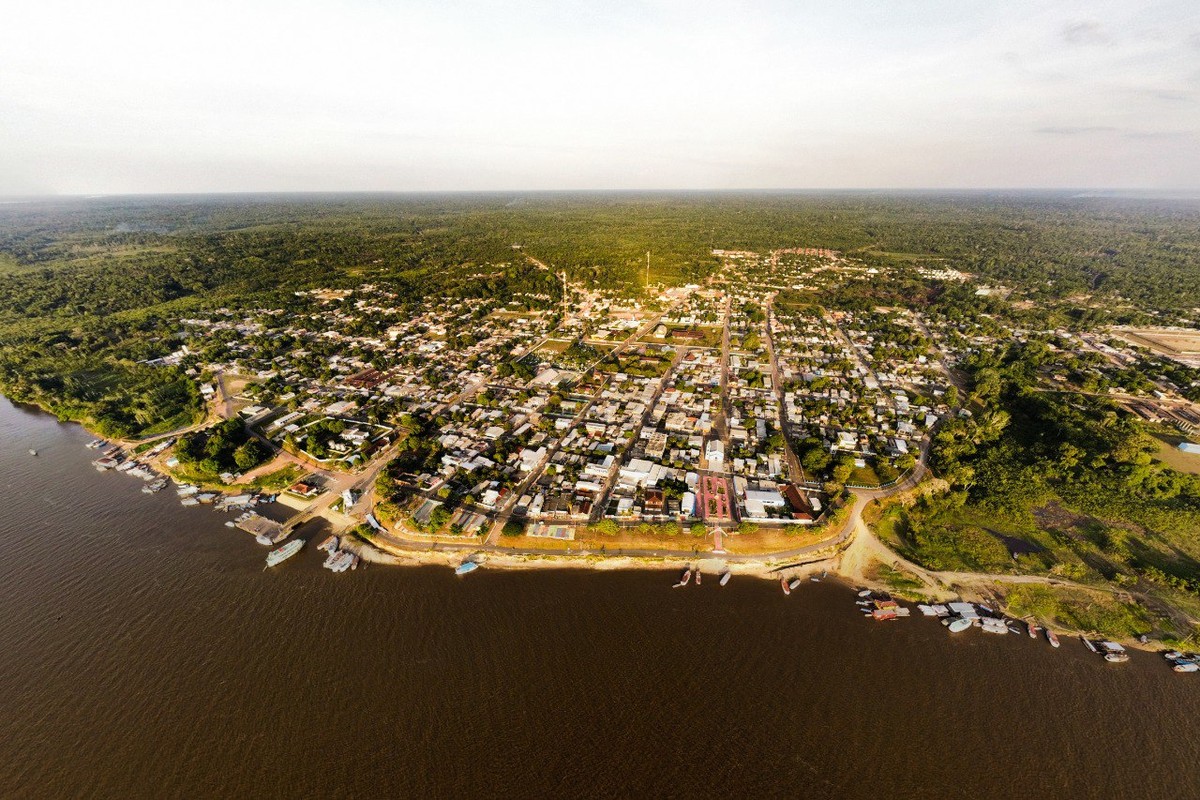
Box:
[2,191,1199,438]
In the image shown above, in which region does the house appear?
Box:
[705,439,724,466]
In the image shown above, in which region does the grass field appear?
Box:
[1150,431,1200,475]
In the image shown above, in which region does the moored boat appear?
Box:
[781,576,791,595]
[980,618,1009,634]
[719,571,731,586]
[673,568,692,588]
[788,578,802,591]
[1081,636,1098,653]
[455,561,479,576]
[1045,627,1060,648]
[1172,660,1199,673]
[1099,641,1130,663]
[695,570,701,586]
[1027,620,1039,638]
[946,617,973,633]
[265,538,304,567]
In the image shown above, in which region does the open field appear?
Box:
[1150,431,1200,475]
[1114,327,1200,363]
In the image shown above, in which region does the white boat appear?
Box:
[324,550,354,573]
[719,571,731,586]
[455,561,479,576]
[788,578,802,591]
[917,604,938,617]
[1172,661,1199,673]
[980,618,1009,634]
[1100,642,1129,663]
[28,449,37,456]
[266,538,304,567]
[857,589,872,597]
[946,617,972,633]
[1045,628,1060,648]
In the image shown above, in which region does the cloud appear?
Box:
[1035,126,1118,135]
[1150,90,1195,103]
[1124,130,1195,140]
[1061,20,1111,46]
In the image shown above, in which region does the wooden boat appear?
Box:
[1100,642,1129,663]
[781,576,791,595]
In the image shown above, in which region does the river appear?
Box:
[0,395,1196,799]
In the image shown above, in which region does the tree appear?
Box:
[832,454,855,484]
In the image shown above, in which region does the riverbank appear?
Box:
[12,392,1187,653]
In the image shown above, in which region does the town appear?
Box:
[88,246,1200,583]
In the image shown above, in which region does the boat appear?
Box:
[1081,636,1098,653]
[1045,628,1060,648]
[673,568,692,588]
[695,570,702,586]
[719,571,731,586]
[979,618,1009,634]
[1173,661,1199,673]
[265,538,304,567]
[788,578,802,591]
[455,561,479,576]
[1100,642,1129,663]
[1006,622,1024,635]
[1026,620,1039,638]
[324,550,354,573]
[317,535,339,552]
[946,617,973,633]
[28,449,37,456]
[781,576,791,595]
[857,589,872,598]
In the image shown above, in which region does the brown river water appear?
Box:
[1,395,1197,799]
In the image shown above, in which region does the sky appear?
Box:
[1,0,1198,194]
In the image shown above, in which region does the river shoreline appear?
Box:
[9,393,1182,653]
